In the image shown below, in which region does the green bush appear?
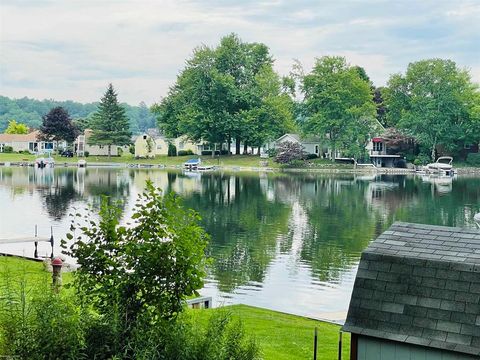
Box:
[168,143,177,156]
[305,153,318,160]
[466,153,480,166]
[84,151,89,157]
[178,149,194,156]
[3,146,13,153]
[129,144,135,155]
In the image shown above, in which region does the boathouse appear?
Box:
[343,222,480,359]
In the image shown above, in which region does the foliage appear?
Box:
[38,106,80,143]
[381,127,416,156]
[2,145,13,153]
[145,136,153,153]
[89,84,132,157]
[5,120,28,134]
[384,59,480,161]
[178,149,194,156]
[274,141,306,164]
[302,56,378,160]
[168,143,177,156]
[129,144,135,155]
[153,33,294,152]
[466,153,480,166]
[0,95,156,135]
[63,181,209,353]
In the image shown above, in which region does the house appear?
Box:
[366,137,404,168]
[134,133,169,158]
[0,130,66,154]
[271,133,326,157]
[75,129,121,157]
[343,222,480,359]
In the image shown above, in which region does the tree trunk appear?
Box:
[227,136,231,155]
[257,146,261,155]
[431,137,437,162]
[212,144,215,158]
[243,143,248,155]
[108,144,111,159]
[236,138,241,155]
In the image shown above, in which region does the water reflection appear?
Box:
[0,168,479,317]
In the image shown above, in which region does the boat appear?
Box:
[474,213,480,228]
[35,155,55,168]
[426,156,454,176]
[184,158,201,170]
[77,159,87,168]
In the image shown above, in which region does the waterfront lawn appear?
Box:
[194,305,350,360]
[0,256,73,291]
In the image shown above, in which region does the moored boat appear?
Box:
[426,156,454,176]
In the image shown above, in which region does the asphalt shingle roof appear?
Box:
[343,222,480,356]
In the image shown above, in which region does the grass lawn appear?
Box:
[0,255,73,292]
[194,305,349,360]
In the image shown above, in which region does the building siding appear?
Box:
[357,336,477,360]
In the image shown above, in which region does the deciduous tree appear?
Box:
[38,107,79,143]
[384,59,479,161]
[4,120,28,134]
[302,56,378,161]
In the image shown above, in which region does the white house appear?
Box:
[365,136,403,168]
[271,133,326,157]
[75,129,121,157]
[0,131,66,154]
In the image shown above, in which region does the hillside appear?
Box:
[0,95,157,134]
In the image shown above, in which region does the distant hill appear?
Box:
[0,96,157,134]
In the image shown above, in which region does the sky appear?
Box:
[1,0,479,105]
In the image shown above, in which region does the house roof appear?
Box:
[275,133,323,144]
[0,131,40,143]
[343,222,480,356]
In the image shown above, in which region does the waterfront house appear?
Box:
[271,133,326,157]
[365,136,403,168]
[343,222,480,359]
[0,130,65,154]
[75,129,122,156]
[134,133,170,158]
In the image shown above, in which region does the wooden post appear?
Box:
[338,331,343,360]
[51,257,63,292]
[313,327,318,360]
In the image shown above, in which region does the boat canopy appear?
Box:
[184,158,201,165]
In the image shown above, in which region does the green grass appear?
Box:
[194,305,349,360]
[0,256,73,292]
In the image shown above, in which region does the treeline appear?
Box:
[155,33,480,161]
[0,95,156,134]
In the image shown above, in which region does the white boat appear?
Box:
[35,156,55,168]
[426,157,454,176]
[474,213,480,228]
[77,159,87,168]
[184,158,201,170]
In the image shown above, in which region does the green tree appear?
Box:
[89,84,132,157]
[63,181,209,353]
[4,120,28,134]
[38,107,79,143]
[384,59,480,161]
[302,56,378,161]
[153,33,294,156]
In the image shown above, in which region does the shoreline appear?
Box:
[1,160,480,175]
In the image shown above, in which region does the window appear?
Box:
[0,144,4,152]
[464,143,472,150]
[156,144,162,150]
[315,145,319,154]
[179,141,185,150]
[373,142,383,152]
[143,135,147,140]
[44,142,54,150]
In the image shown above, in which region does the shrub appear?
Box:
[466,153,480,166]
[84,151,89,157]
[201,150,221,156]
[117,147,124,156]
[178,149,194,156]
[168,143,177,156]
[305,153,318,160]
[266,148,277,157]
[129,144,135,155]
[274,141,306,164]
[220,149,229,155]
[3,146,13,153]
[413,154,430,166]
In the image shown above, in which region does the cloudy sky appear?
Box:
[1,0,479,105]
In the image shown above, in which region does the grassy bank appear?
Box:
[1,256,349,359]
[193,305,349,360]
[0,152,357,170]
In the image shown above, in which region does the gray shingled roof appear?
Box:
[343,222,480,356]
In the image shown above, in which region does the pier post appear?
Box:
[51,257,63,292]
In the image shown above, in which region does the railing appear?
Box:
[370,150,387,155]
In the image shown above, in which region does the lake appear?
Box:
[0,167,479,319]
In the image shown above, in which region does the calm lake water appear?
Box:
[1,167,479,318]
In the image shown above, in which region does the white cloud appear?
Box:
[0,0,479,104]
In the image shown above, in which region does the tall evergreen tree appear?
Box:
[38,107,79,143]
[89,84,132,157]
